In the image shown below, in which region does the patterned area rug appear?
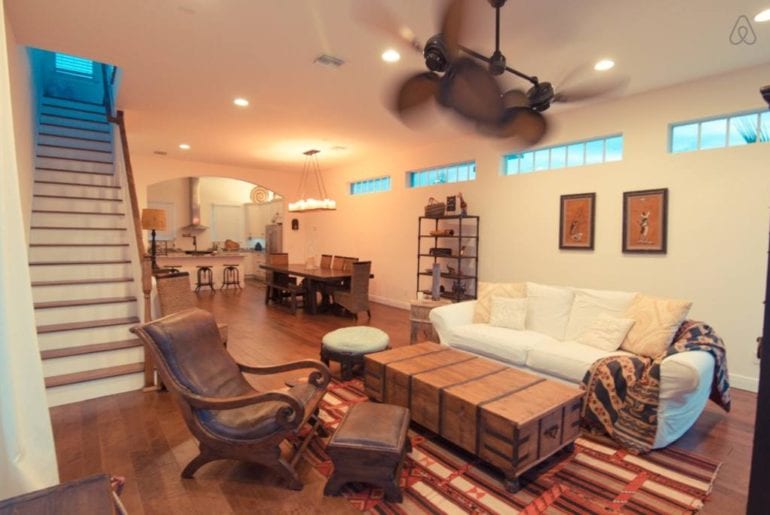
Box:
[305,379,720,514]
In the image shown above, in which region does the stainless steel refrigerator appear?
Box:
[265,224,283,254]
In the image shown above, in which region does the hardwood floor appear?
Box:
[49,282,754,514]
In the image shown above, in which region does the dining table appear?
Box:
[259,263,352,314]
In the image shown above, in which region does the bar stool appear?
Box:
[221,264,241,290]
[195,265,215,292]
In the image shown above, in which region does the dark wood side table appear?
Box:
[409,298,451,343]
[0,474,118,514]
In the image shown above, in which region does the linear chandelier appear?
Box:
[288,149,337,212]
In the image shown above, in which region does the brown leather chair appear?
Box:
[333,260,372,320]
[131,308,331,490]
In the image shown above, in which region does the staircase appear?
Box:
[29,96,145,407]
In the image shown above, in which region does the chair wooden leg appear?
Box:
[367,309,371,319]
[181,445,219,478]
[265,285,271,304]
[274,457,303,491]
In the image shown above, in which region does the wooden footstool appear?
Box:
[324,402,411,502]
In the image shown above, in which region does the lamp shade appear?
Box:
[141,208,167,231]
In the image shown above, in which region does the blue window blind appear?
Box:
[503,134,623,175]
[350,175,391,195]
[670,109,769,153]
[54,53,94,78]
[408,161,476,188]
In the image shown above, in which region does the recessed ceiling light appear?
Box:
[233,97,249,107]
[755,8,770,22]
[382,49,401,63]
[593,59,615,72]
[179,143,191,150]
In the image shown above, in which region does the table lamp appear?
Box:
[141,208,167,270]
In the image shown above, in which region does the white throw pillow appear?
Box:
[489,296,528,330]
[564,288,637,340]
[621,294,692,358]
[576,313,636,351]
[473,282,527,323]
[525,282,575,340]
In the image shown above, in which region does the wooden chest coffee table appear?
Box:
[364,342,583,491]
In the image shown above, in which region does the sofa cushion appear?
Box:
[473,282,527,323]
[576,313,636,351]
[489,296,528,330]
[525,282,574,340]
[526,340,633,383]
[621,294,692,358]
[564,288,637,340]
[447,324,558,366]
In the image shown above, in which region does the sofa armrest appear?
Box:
[429,300,476,344]
[659,350,715,399]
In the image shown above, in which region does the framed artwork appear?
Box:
[622,188,668,253]
[559,193,595,250]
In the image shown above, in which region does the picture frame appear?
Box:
[559,193,595,250]
[622,188,668,253]
[446,195,457,213]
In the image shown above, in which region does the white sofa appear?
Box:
[429,282,715,449]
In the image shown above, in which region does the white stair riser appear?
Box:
[46,372,145,407]
[39,105,108,123]
[37,324,135,351]
[36,157,114,174]
[31,281,136,302]
[41,97,105,113]
[35,169,118,186]
[30,262,133,282]
[37,145,113,163]
[39,124,111,142]
[42,347,143,378]
[31,212,126,229]
[39,114,111,132]
[32,196,123,213]
[37,134,112,152]
[34,182,122,200]
[30,228,128,244]
[35,301,137,327]
[29,246,130,262]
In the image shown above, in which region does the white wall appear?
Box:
[315,63,770,392]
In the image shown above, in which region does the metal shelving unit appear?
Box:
[416,215,479,302]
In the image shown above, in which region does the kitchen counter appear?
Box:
[158,253,246,289]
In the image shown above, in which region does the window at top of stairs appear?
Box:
[54,53,93,78]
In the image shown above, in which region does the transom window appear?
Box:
[350,175,391,195]
[670,109,769,153]
[503,134,623,175]
[54,53,94,78]
[408,161,476,188]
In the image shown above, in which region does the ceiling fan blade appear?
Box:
[501,88,529,108]
[479,107,548,145]
[553,75,629,103]
[440,0,466,60]
[351,1,422,53]
[391,72,440,124]
[440,57,503,124]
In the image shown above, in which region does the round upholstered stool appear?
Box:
[221,264,241,290]
[195,265,215,292]
[321,326,389,380]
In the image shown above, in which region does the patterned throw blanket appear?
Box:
[581,320,731,454]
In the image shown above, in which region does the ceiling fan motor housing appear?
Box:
[527,82,555,112]
[762,85,770,107]
[424,34,450,73]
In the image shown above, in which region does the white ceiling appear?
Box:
[6,0,770,173]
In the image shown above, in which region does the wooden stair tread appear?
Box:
[30,243,129,247]
[45,362,145,388]
[34,180,121,189]
[36,155,114,165]
[41,339,142,360]
[36,166,114,176]
[31,226,127,231]
[32,277,134,287]
[37,316,140,334]
[34,193,121,201]
[29,259,131,266]
[35,296,137,309]
[32,209,125,216]
[37,143,112,154]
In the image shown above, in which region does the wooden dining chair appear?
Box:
[265,253,304,314]
[320,254,333,269]
[331,255,346,271]
[332,260,372,320]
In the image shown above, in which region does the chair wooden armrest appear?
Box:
[237,359,331,387]
[180,389,306,426]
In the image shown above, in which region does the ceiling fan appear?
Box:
[355,0,629,146]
